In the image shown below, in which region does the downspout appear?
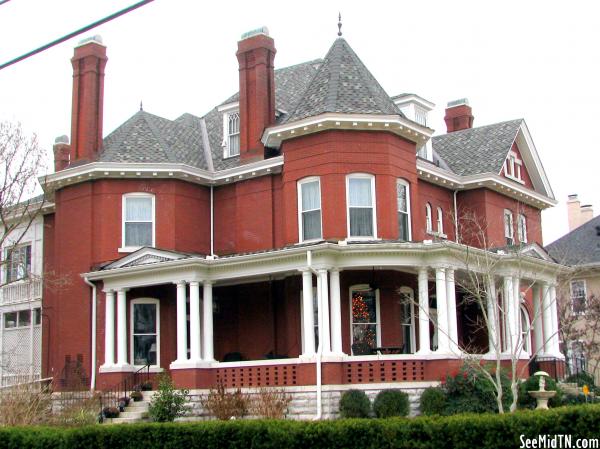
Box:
[83,277,97,392]
[210,185,215,256]
[306,250,323,420]
[453,190,459,243]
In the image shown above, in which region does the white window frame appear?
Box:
[517,213,527,243]
[505,151,524,184]
[396,179,411,241]
[398,286,416,354]
[570,279,587,315]
[346,174,377,240]
[121,193,155,252]
[348,284,381,355]
[436,207,444,236]
[221,107,240,159]
[2,308,32,330]
[425,203,433,233]
[297,177,323,243]
[504,209,514,245]
[4,243,31,284]
[130,298,160,368]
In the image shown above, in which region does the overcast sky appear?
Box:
[0,0,597,245]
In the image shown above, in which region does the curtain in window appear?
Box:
[301,181,322,240]
[349,178,373,237]
[125,197,152,247]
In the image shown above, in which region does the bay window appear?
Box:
[122,194,155,250]
[396,179,411,241]
[347,174,376,238]
[298,178,322,242]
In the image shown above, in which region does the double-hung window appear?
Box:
[5,244,31,283]
[425,203,433,233]
[347,174,376,238]
[504,209,514,245]
[122,194,155,250]
[570,280,586,314]
[517,214,527,243]
[396,179,411,241]
[298,178,322,242]
[437,207,444,235]
[226,112,240,157]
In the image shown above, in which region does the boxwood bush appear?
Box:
[420,387,447,416]
[373,389,409,418]
[338,389,371,418]
[0,405,599,449]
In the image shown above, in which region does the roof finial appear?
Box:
[337,12,342,37]
[140,100,143,111]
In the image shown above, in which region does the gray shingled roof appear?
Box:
[100,110,208,169]
[286,38,402,122]
[546,215,600,266]
[432,119,522,176]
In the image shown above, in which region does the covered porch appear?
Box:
[86,241,563,390]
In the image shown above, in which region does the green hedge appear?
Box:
[0,405,599,449]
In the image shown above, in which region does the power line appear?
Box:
[0,0,154,71]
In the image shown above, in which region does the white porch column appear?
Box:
[435,267,450,353]
[486,276,499,354]
[512,277,522,353]
[174,281,188,363]
[203,281,215,362]
[103,290,115,366]
[502,276,513,353]
[329,268,344,355]
[189,281,202,362]
[116,288,128,366]
[300,269,315,357]
[541,282,553,354]
[532,284,544,356]
[549,284,560,356]
[445,268,458,354]
[317,269,331,354]
[417,267,431,355]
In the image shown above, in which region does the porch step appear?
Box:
[128,400,151,409]
[104,391,154,424]
[105,416,148,424]
[119,410,149,420]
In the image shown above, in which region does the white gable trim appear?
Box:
[103,247,190,270]
[514,121,555,200]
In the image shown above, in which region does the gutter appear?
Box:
[453,190,459,243]
[83,277,97,391]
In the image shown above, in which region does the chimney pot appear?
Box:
[444,98,474,133]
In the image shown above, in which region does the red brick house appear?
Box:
[41,29,563,415]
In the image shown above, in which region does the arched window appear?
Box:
[520,306,531,355]
[396,179,411,241]
[437,207,444,235]
[425,203,433,233]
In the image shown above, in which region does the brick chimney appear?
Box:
[70,35,107,164]
[567,194,594,231]
[444,98,474,133]
[53,135,70,172]
[236,27,276,162]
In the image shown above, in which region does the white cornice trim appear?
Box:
[40,157,284,193]
[217,101,239,113]
[416,160,557,209]
[261,113,434,149]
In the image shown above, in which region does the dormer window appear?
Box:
[505,151,523,183]
[225,111,240,157]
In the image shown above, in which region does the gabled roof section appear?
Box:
[100,110,209,170]
[546,215,600,266]
[432,119,523,176]
[285,38,402,123]
[101,247,194,271]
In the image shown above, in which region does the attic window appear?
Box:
[222,110,240,158]
[505,151,524,183]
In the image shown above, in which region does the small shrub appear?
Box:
[148,372,189,422]
[518,375,563,409]
[373,389,409,418]
[251,387,292,419]
[565,371,596,388]
[102,406,120,418]
[420,387,447,416]
[53,395,100,426]
[339,390,371,418]
[0,382,52,426]
[202,381,249,420]
[130,391,143,402]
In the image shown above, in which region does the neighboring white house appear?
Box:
[0,214,43,386]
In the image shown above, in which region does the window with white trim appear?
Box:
[570,280,586,314]
[130,298,159,367]
[504,209,514,245]
[396,179,411,241]
[505,151,523,182]
[425,203,433,233]
[436,207,444,235]
[225,111,240,157]
[350,285,380,355]
[346,174,376,238]
[298,178,322,242]
[122,194,155,249]
[520,306,531,354]
[517,214,527,243]
[5,243,31,283]
[399,287,416,354]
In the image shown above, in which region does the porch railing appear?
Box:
[0,279,42,305]
[99,364,151,421]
